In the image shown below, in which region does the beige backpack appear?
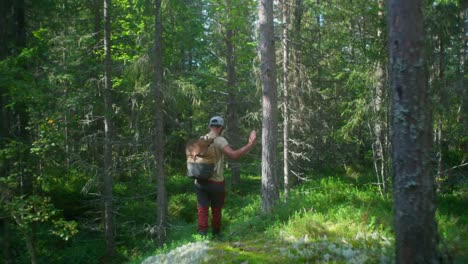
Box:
[185,137,217,180]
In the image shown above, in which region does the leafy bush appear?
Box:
[168,193,197,223]
[54,234,105,264]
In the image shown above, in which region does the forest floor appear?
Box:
[135,174,467,264]
[141,235,392,263]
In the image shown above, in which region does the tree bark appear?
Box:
[0,0,12,59]
[436,119,443,191]
[259,0,279,213]
[103,0,115,260]
[225,0,241,189]
[92,0,102,51]
[290,0,303,186]
[461,9,468,159]
[14,0,26,49]
[1,2,27,262]
[23,229,37,264]
[436,32,445,189]
[316,0,322,82]
[2,219,12,264]
[281,0,291,200]
[387,0,439,263]
[372,0,388,195]
[153,0,168,245]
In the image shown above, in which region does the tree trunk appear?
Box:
[0,91,13,264]
[281,0,291,200]
[103,0,115,260]
[14,0,25,49]
[2,219,12,264]
[315,0,322,82]
[436,33,446,191]
[291,0,303,186]
[225,0,241,189]
[13,2,36,262]
[23,229,37,264]
[461,10,468,160]
[259,0,279,213]
[1,2,27,262]
[436,119,443,191]
[0,94,8,138]
[387,0,439,263]
[0,0,12,59]
[372,0,388,195]
[92,0,102,52]
[153,0,167,245]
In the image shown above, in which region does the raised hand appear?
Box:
[248,130,256,146]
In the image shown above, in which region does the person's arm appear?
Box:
[222,130,256,160]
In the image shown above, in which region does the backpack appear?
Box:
[185,137,217,180]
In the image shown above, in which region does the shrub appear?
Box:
[168,193,197,223]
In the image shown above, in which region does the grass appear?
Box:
[9,169,464,263]
[133,173,467,263]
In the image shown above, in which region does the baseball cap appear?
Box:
[209,116,224,127]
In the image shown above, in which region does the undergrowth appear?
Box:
[133,173,467,263]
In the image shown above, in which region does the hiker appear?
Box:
[195,116,256,237]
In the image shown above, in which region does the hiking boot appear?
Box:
[198,229,208,237]
[212,229,222,240]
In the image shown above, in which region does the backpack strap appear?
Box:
[200,134,219,143]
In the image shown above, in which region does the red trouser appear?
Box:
[195,180,225,233]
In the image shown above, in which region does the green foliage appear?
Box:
[0,48,42,108]
[437,191,468,256]
[6,196,57,227]
[4,195,78,240]
[1,0,466,262]
[136,175,466,263]
[55,233,106,264]
[51,219,79,241]
[267,178,393,248]
[168,193,197,223]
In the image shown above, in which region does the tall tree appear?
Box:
[153,0,167,245]
[290,0,304,184]
[1,1,38,263]
[1,1,17,262]
[387,0,439,262]
[224,0,242,188]
[371,0,389,195]
[103,0,115,260]
[461,6,468,166]
[281,0,291,199]
[259,0,279,213]
[14,0,26,50]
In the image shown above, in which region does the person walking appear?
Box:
[195,116,256,238]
